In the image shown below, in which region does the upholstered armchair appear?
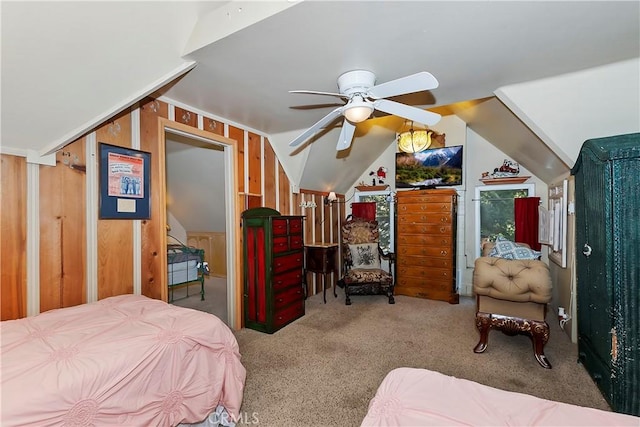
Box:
[339,217,395,305]
[472,239,553,368]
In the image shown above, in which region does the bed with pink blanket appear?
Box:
[361,367,639,426]
[1,294,246,426]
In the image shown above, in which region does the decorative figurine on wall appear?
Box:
[483,159,520,179]
[369,166,388,185]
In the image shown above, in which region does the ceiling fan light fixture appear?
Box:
[397,121,432,153]
[343,96,373,123]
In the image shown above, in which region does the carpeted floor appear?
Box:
[171,277,228,325]
[232,290,610,427]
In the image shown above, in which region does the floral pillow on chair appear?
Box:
[348,243,381,269]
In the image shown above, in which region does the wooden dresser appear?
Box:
[395,189,458,304]
[242,207,305,333]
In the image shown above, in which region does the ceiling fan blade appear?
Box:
[336,120,356,151]
[368,72,439,99]
[288,107,344,147]
[374,99,441,125]
[290,90,349,100]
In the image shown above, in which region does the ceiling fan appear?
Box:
[288,69,441,151]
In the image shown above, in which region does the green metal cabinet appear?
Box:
[571,133,639,416]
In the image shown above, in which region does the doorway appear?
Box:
[159,119,240,328]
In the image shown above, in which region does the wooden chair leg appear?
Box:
[387,286,395,304]
[474,312,491,353]
[345,284,351,305]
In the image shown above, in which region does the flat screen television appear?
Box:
[395,145,463,188]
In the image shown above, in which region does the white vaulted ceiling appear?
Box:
[2,1,639,192]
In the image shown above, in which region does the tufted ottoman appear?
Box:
[472,256,553,368]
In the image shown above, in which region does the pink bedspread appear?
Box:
[1,295,246,426]
[362,367,639,426]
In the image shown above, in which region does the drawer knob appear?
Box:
[440,250,448,256]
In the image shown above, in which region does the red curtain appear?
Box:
[514,197,541,250]
[351,202,376,221]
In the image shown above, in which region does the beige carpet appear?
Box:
[233,291,610,427]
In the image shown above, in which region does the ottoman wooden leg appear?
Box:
[474,312,491,353]
[531,320,552,369]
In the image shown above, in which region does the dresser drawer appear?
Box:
[397,224,451,238]
[397,213,452,225]
[397,202,453,214]
[394,280,454,301]
[397,193,455,204]
[274,285,304,311]
[397,255,453,269]
[396,235,452,247]
[289,234,304,250]
[272,236,289,253]
[272,234,304,253]
[272,218,289,236]
[397,265,452,280]
[396,245,453,258]
[288,218,303,234]
[274,300,304,328]
[272,269,304,292]
[273,251,303,274]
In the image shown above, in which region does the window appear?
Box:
[353,191,395,253]
[474,183,535,258]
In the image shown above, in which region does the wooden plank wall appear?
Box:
[1,155,27,320]
[298,191,345,298]
[0,96,346,322]
[187,231,227,277]
[39,140,86,312]
[96,112,134,299]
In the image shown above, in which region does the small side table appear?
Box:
[304,243,339,303]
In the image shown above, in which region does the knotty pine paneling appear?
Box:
[1,154,27,320]
[140,99,169,301]
[247,195,262,209]
[96,112,134,299]
[297,189,346,297]
[175,107,197,128]
[228,126,244,193]
[278,162,291,215]
[203,117,224,136]
[292,192,302,216]
[263,139,276,209]
[247,132,261,195]
[39,139,86,312]
[187,231,227,277]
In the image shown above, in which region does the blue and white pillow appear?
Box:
[489,236,541,260]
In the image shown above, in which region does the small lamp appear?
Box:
[324,191,338,205]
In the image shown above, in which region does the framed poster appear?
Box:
[99,143,151,219]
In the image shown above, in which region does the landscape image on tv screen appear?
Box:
[395,145,463,188]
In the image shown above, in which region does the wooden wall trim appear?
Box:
[85,133,99,303]
[27,162,40,316]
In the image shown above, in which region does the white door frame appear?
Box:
[160,119,240,328]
